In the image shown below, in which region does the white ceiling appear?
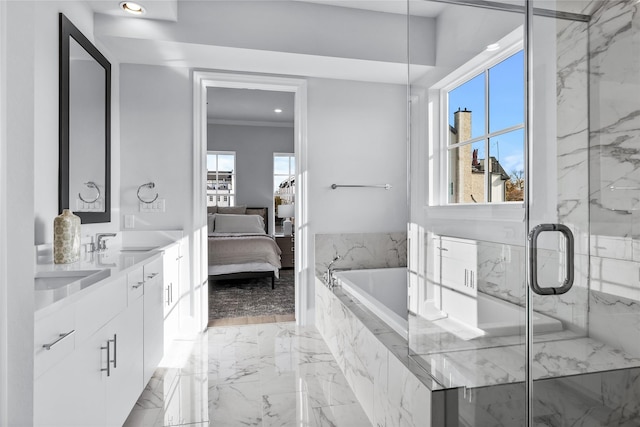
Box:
[89,0,178,21]
[207,88,295,125]
[296,0,446,17]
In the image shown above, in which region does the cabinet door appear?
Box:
[34,333,106,426]
[35,325,107,426]
[105,296,144,427]
[163,243,181,354]
[177,237,193,330]
[144,257,164,385]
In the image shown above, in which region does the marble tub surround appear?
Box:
[315,232,407,278]
[124,322,372,427]
[316,277,441,427]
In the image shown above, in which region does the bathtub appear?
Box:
[335,268,408,339]
[335,267,563,339]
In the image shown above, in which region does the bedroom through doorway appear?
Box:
[204,83,298,327]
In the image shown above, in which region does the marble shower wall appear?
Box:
[587,0,640,358]
[314,232,407,278]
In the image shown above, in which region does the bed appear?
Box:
[207,206,282,289]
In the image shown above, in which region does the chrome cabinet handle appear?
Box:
[132,281,144,289]
[528,223,575,295]
[166,285,171,305]
[42,329,75,350]
[110,334,117,369]
[101,341,111,377]
[146,272,158,279]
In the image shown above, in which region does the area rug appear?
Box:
[208,269,295,321]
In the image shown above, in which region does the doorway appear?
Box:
[192,71,308,327]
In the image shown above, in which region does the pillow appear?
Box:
[217,205,246,215]
[207,213,215,234]
[213,214,265,234]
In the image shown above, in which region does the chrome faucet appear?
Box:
[325,255,341,289]
[96,233,117,251]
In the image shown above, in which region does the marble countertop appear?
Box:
[34,245,163,314]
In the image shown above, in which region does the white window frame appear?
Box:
[428,28,525,222]
[207,150,236,207]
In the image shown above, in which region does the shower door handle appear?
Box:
[528,223,574,295]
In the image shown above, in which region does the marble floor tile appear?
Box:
[124,322,372,427]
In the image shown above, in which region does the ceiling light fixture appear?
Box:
[120,1,146,15]
[274,108,283,113]
[486,43,500,52]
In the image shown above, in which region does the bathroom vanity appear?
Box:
[33,235,188,426]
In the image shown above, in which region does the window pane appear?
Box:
[489,51,524,133]
[449,73,485,142]
[489,129,524,202]
[274,156,290,175]
[448,140,486,204]
[206,154,217,171]
[289,157,295,173]
[217,154,234,172]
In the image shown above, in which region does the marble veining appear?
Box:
[123,322,372,427]
[315,232,407,278]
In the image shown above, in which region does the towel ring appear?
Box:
[137,182,159,204]
[78,181,101,204]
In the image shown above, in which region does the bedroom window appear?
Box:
[445,49,524,204]
[273,153,295,232]
[207,151,236,207]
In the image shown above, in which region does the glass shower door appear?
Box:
[528,1,640,424]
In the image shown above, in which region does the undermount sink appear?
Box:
[119,247,159,253]
[35,269,111,291]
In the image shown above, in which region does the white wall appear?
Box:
[2,2,36,423]
[207,124,294,233]
[120,67,408,322]
[33,1,120,244]
[1,2,120,423]
[119,64,191,231]
[307,78,408,234]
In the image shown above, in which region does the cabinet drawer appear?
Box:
[276,236,294,254]
[127,265,145,302]
[34,304,76,379]
[144,256,163,281]
[76,276,127,342]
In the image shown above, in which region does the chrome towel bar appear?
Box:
[330,184,392,190]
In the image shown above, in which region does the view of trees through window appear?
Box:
[207,151,236,207]
[447,50,524,204]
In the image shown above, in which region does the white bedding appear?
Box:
[208,262,279,279]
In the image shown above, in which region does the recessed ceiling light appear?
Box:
[274,108,283,114]
[120,2,146,15]
[486,43,500,52]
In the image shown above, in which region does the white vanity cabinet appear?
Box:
[34,253,165,427]
[143,256,164,384]
[162,242,182,353]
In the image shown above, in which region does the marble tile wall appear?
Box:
[315,278,434,426]
[315,232,407,279]
[586,0,640,355]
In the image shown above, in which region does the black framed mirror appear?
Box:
[59,13,111,224]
